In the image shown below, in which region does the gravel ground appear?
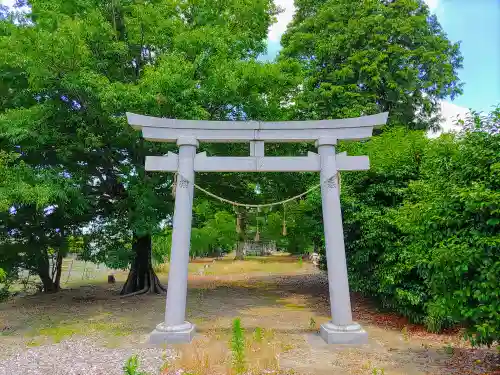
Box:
[0,338,176,375]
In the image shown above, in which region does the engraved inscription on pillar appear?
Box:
[178,177,189,188]
[327,176,337,189]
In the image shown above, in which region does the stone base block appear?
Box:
[149,321,195,345]
[320,322,368,344]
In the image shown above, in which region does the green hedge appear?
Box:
[319,112,499,346]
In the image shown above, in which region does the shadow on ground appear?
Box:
[0,258,498,375]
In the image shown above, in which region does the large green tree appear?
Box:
[0,0,298,294]
[280,0,463,130]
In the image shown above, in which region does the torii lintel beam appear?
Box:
[126,112,389,143]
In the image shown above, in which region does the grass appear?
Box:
[283,303,307,310]
[154,262,203,275]
[200,256,305,277]
[230,318,246,374]
[164,327,294,375]
[308,317,317,331]
[124,355,148,375]
[25,338,44,347]
[22,254,307,291]
[253,327,263,343]
[401,326,410,342]
[31,319,133,343]
[443,343,455,355]
[1,253,498,375]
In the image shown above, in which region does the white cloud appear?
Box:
[268,0,295,42]
[428,101,470,138]
[423,0,439,11]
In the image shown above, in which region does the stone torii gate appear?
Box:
[127,111,388,345]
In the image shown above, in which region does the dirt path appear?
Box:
[0,258,498,374]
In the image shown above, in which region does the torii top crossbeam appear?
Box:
[126,112,388,143]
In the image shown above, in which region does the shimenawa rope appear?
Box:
[172,172,341,209]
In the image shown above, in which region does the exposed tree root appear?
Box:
[120,265,167,297]
[120,234,167,297]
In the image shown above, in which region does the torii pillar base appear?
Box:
[320,322,368,345]
[149,322,196,345]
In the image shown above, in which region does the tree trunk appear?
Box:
[235,241,245,260]
[120,234,166,296]
[38,265,58,293]
[53,252,63,291]
[40,274,58,293]
[234,211,246,260]
[36,249,59,293]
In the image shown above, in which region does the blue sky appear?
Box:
[433,0,500,113]
[267,0,500,118]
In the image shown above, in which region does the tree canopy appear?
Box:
[0,0,298,293]
[280,0,463,129]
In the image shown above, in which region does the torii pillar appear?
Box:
[127,112,388,345]
[151,137,198,343]
[317,137,363,343]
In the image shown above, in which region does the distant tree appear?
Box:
[280,0,463,130]
[0,151,88,292]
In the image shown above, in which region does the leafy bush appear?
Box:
[152,231,171,264]
[123,355,148,375]
[0,266,19,301]
[0,267,9,301]
[329,128,429,321]
[398,125,499,346]
[154,207,238,263]
[318,110,499,346]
